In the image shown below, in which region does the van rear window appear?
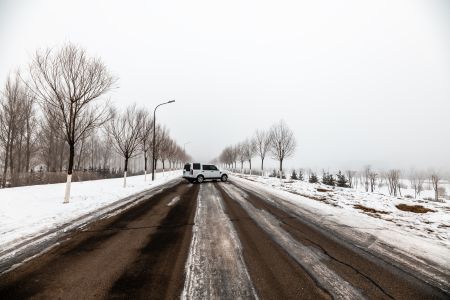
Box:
[184,164,191,171]
[193,163,201,170]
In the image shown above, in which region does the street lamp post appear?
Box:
[152,100,175,181]
[183,141,191,153]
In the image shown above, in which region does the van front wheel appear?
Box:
[197,175,204,183]
[221,174,228,182]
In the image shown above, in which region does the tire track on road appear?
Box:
[181,183,257,300]
[0,182,197,300]
[224,180,450,300]
[216,182,332,300]
[219,183,364,300]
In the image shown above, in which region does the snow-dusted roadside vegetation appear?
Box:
[235,173,450,242]
[0,43,189,203]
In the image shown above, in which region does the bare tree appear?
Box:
[269,120,296,179]
[0,73,27,187]
[430,172,441,202]
[231,145,239,171]
[28,43,115,202]
[219,146,236,170]
[107,105,143,187]
[345,170,356,188]
[409,169,424,198]
[159,134,173,172]
[254,129,271,176]
[139,111,153,180]
[368,170,377,192]
[236,142,245,173]
[386,169,400,196]
[242,138,256,175]
[156,126,169,173]
[362,165,371,192]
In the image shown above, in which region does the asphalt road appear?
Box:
[0,179,448,300]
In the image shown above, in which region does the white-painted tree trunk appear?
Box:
[144,170,147,181]
[123,171,127,188]
[63,174,72,204]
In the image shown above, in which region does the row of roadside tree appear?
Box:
[0,43,190,203]
[217,120,296,177]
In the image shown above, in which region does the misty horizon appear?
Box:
[1,0,449,174]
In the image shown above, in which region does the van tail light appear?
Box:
[190,170,193,175]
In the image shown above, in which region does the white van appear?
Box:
[183,163,228,183]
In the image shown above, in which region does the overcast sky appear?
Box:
[1,0,449,172]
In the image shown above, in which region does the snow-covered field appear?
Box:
[232,174,450,288]
[352,178,450,201]
[0,171,181,258]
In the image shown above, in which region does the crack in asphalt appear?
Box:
[237,189,396,299]
[232,200,396,299]
[231,180,450,299]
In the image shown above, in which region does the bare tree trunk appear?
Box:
[17,132,23,174]
[59,141,65,172]
[261,158,264,176]
[9,137,14,181]
[279,160,283,179]
[123,157,129,188]
[77,137,85,171]
[144,154,148,181]
[64,143,75,203]
[2,141,10,187]
[25,127,31,172]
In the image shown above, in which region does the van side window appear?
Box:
[203,165,211,170]
[210,165,218,171]
[193,163,201,170]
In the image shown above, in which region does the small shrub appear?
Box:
[298,169,304,181]
[336,171,349,188]
[309,173,318,183]
[322,172,335,186]
[291,169,298,180]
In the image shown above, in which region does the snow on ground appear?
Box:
[0,171,181,254]
[231,173,450,288]
[234,173,450,244]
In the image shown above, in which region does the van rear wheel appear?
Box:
[197,175,204,183]
[221,174,228,182]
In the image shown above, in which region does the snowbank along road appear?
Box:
[0,177,449,299]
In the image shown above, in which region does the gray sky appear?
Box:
[1,0,449,172]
